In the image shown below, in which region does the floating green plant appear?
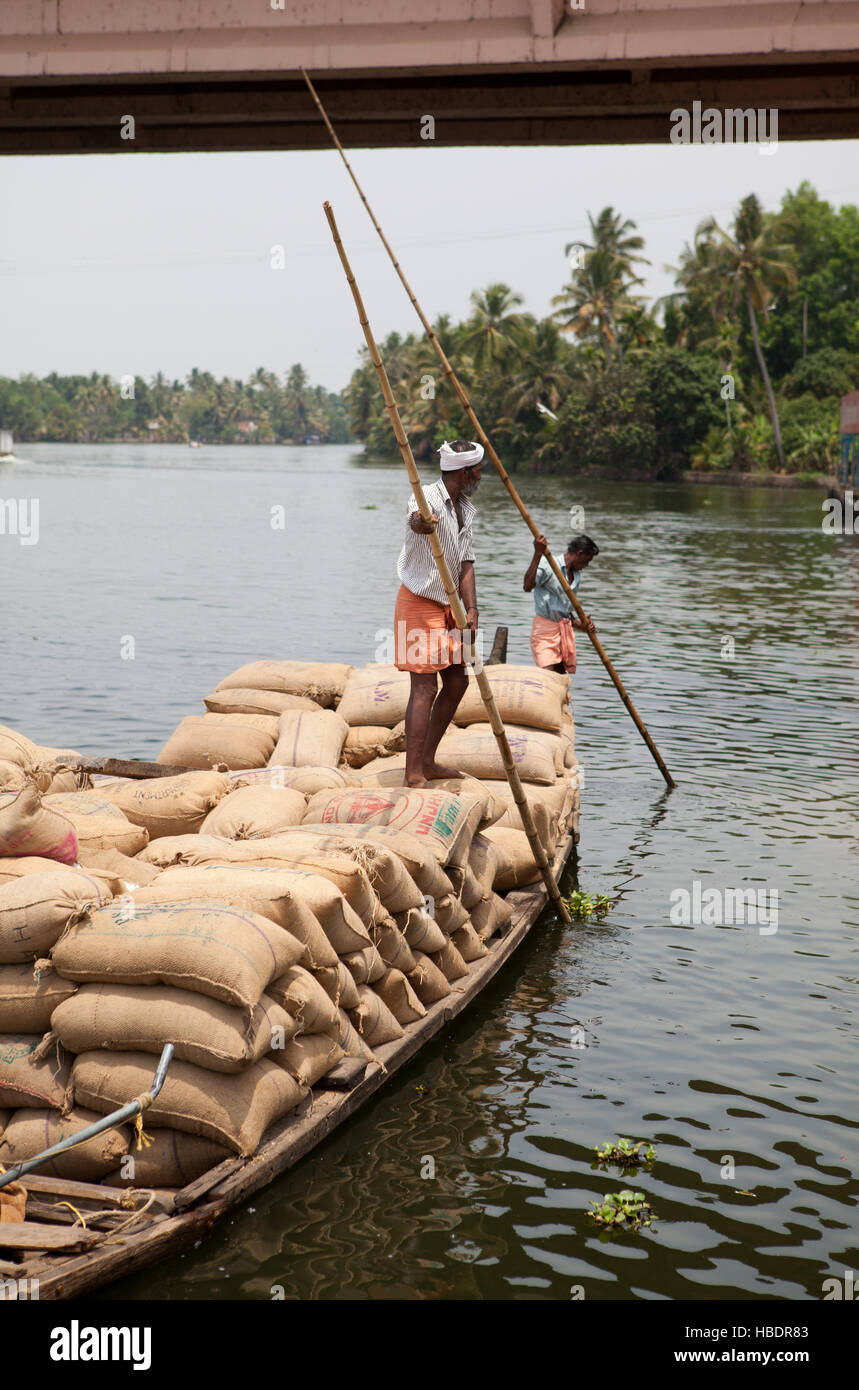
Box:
[564,890,613,919]
[589,1190,654,1231]
[594,1138,656,1171]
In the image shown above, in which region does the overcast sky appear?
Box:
[2,138,857,393]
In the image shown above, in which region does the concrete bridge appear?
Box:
[2,1,859,153]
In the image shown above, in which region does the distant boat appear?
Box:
[188,440,202,448]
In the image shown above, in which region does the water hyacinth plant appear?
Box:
[594,1138,656,1171]
[589,1190,654,1231]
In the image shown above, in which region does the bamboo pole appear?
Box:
[302,68,675,790]
[323,201,570,924]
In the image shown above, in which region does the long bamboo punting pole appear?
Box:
[323,201,571,924]
[302,69,675,790]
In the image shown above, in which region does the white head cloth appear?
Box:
[438,440,485,471]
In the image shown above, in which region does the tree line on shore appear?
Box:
[346,180,859,478]
[2,181,856,477]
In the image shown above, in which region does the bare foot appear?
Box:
[405,773,430,788]
[422,762,465,781]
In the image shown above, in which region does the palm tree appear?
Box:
[578,206,649,279]
[502,319,570,419]
[458,284,532,371]
[551,247,642,364]
[692,195,797,468]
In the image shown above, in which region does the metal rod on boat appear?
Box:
[0,1044,175,1191]
[323,200,571,925]
[301,67,676,790]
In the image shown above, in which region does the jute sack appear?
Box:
[0,855,121,890]
[452,665,569,731]
[481,827,542,891]
[373,918,415,975]
[294,823,452,903]
[0,869,116,964]
[193,834,382,924]
[335,665,411,727]
[215,660,353,709]
[0,1035,71,1109]
[157,717,274,771]
[304,787,483,870]
[447,722,565,776]
[472,892,514,941]
[270,710,349,769]
[272,1033,343,1087]
[43,793,149,857]
[44,768,89,795]
[0,962,77,1033]
[132,866,340,970]
[468,834,502,901]
[332,1007,375,1061]
[52,901,304,1010]
[452,922,488,963]
[434,938,469,983]
[266,965,342,1035]
[204,688,323,717]
[101,1129,232,1189]
[342,943,386,986]
[0,1107,11,1140]
[0,784,77,864]
[374,968,426,1025]
[229,765,358,795]
[408,952,451,1006]
[74,846,161,887]
[343,726,396,769]
[559,715,575,765]
[0,725,49,785]
[479,782,558,851]
[52,984,298,1075]
[95,771,232,839]
[201,712,281,738]
[395,907,446,955]
[355,766,505,829]
[0,1106,130,1181]
[349,984,404,1047]
[0,760,29,792]
[136,834,236,869]
[433,728,557,786]
[434,893,469,935]
[315,962,359,1011]
[72,1051,305,1156]
[199,786,307,839]
[458,864,483,911]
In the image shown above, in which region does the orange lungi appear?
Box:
[394,584,463,674]
[530,612,577,673]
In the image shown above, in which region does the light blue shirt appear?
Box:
[533,558,580,621]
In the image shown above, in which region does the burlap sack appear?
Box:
[331,1007,375,1061]
[0,784,77,863]
[201,712,280,738]
[481,826,542,891]
[136,833,236,869]
[408,951,451,1005]
[199,786,307,839]
[96,771,232,839]
[204,689,323,717]
[435,894,470,935]
[0,760,30,792]
[52,984,297,1075]
[435,938,469,982]
[0,869,116,964]
[354,767,505,830]
[559,716,576,766]
[342,943,386,986]
[342,726,396,769]
[272,1033,343,1087]
[157,717,274,771]
[43,793,148,857]
[374,968,426,1025]
[471,892,514,941]
[270,710,349,770]
[458,864,483,911]
[479,782,558,851]
[373,918,415,975]
[349,984,404,1047]
[335,665,411,727]
[101,1128,232,1189]
[52,900,303,1010]
[0,962,77,1033]
[266,965,341,1034]
[0,725,44,776]
[452,922,488,963]
[0,1106,129,1181]
[453,722,565,775]
[0,1035,71,1109]
[315,962,359,1011]
[452,665,569,731]
[468,833,501,900]
[72,1051,305,1156]
[132,867,340,970]
[263,825,428,913]
[0,1107,10,1140]
[229,765,357,795]
[396,907,446,954]
[74,846,161,887]
[215,660,353,709]
[303,787,483,869]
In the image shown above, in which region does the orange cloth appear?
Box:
[394,584,463,674]
[530,612,577,673]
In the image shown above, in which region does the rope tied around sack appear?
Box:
[132,1089,156,1150]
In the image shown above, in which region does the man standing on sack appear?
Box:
[523,533,599,675]
[394,439,483,787]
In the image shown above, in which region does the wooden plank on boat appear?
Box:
[62,757,195,779]
[0,1222,100,1253]
[316,1057,369,1091]
[17,1173,166,1210]
[487,625,508,664]
[172,1156,246,1212]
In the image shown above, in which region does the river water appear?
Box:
[2,443,857,1301]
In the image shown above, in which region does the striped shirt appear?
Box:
[397,478,476,604]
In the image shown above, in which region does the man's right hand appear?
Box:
[411,512,439,535]
[533,533,548,556]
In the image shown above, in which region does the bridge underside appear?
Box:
[2,3,859,153]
